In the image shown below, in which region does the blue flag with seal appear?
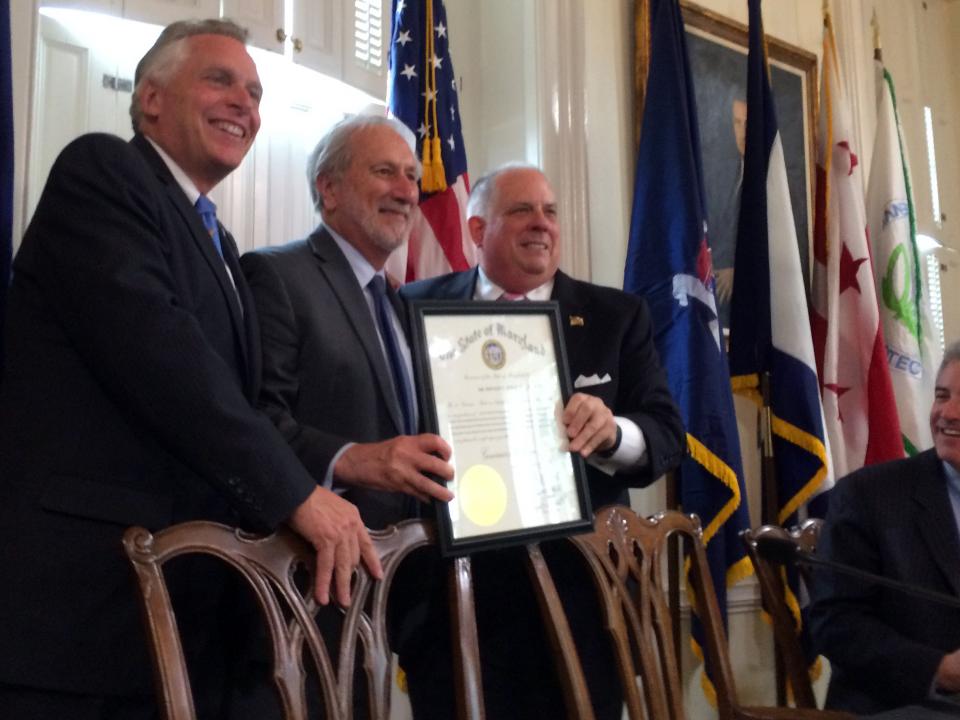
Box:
[624,0,752,702]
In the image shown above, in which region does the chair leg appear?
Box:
[449,556,486,720]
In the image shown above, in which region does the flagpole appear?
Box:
[758,370,788,704]
[759,372,778,526]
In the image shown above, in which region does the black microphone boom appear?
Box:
[754,535,960,611]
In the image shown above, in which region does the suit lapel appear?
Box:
[131,135,252,389]
[451,267,479,299]
[550,271,583,315]
[221,228,259,396]
[913,450,960,598]
[550,271,588,372]
[309,230,405,435]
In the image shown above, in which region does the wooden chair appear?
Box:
[741,520,852,717]
[123,519,485,720]
[540,506,852,720]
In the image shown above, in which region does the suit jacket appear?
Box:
[400,268,684,720]
[0,133,315,697]
[809,449,960,714]
[240,229,416,528]
[401,267,685,508]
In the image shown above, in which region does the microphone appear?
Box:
[754,535,960,610]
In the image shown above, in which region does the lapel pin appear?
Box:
[569,315,584,327]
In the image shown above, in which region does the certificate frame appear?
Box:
[410,300,593,556]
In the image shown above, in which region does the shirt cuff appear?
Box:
[588,417,647,476]
[325,442,354,495]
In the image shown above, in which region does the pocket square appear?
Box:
[574,373,611,388]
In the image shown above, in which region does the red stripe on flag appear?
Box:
[405,175,474,281]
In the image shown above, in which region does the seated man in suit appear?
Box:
[240,116,455,714]
[402,163,684,720]
[0,20,379,719]
[810,340,960,714]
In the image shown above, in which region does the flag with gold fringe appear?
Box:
[624,0,752,702]
[727,0,833,688]
[388,0,476,282]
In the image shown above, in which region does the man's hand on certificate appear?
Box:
[335,435,455,504]
[562,392,618,458]
[288,486,384,607]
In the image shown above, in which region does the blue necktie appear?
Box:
[369,275,416,435]
[194,195,223,257]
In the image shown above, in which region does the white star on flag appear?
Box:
[387,0,475,283]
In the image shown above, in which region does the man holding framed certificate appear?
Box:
[402,163,684,720]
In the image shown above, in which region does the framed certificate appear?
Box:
[410,300,592,556]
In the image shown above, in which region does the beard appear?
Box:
[360,209,412,255]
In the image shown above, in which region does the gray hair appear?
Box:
[130,19,249,132]
[938,339,960,380]
[306,115,419,213]
[466,162,544,220]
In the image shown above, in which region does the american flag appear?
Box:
[387,0,476,282]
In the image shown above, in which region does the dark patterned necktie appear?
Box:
[369,275,415,435]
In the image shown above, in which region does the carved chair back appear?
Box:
[553,508,852,720]
[122,519,438,720]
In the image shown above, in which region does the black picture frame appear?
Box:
[410,299,593,556]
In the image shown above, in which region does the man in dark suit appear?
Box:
[0,20,379,720]
[810,340,960,715]
[402,163,685,719]
[240,116,454,529]
[240,116,455,716]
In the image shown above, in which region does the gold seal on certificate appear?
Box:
[480,340,506,370]
[411,301,592,555]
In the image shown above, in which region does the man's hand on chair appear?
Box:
[288,486,384,606]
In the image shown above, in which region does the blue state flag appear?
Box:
[624,0,752,701]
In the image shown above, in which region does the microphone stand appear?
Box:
[755,537,960,610]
